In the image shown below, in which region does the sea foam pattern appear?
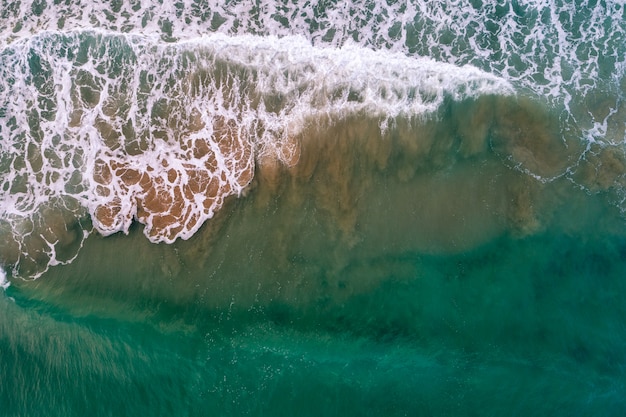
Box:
[0,30,512,278]
[1,0,624,137]
[0,0,624,281]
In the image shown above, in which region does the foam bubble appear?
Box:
[0,267,9,290]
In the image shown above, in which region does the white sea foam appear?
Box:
[0,268,9,290]
[0,29,514,278]
[0,0,624,279]
[1,1,622,108]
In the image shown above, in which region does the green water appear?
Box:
[1,0,626,414]
[2,98,626,415]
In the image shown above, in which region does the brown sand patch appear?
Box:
[94,198,122,229]
[119,168,142,186]
[91,121,255,242]
[0,235,20,267]
[491,97,583,179]
[453,96,495,157]
[506,177,542,236]
[572,144,626,192]
[93,159,112,185]
[252,101,562,252]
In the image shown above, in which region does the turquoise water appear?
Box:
[2,1,626,416]
[3,175,626,415]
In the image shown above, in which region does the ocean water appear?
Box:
[1,0,626,415]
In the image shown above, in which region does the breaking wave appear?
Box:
[0,30,513,278]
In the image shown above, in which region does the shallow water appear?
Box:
[2,1,626,416]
